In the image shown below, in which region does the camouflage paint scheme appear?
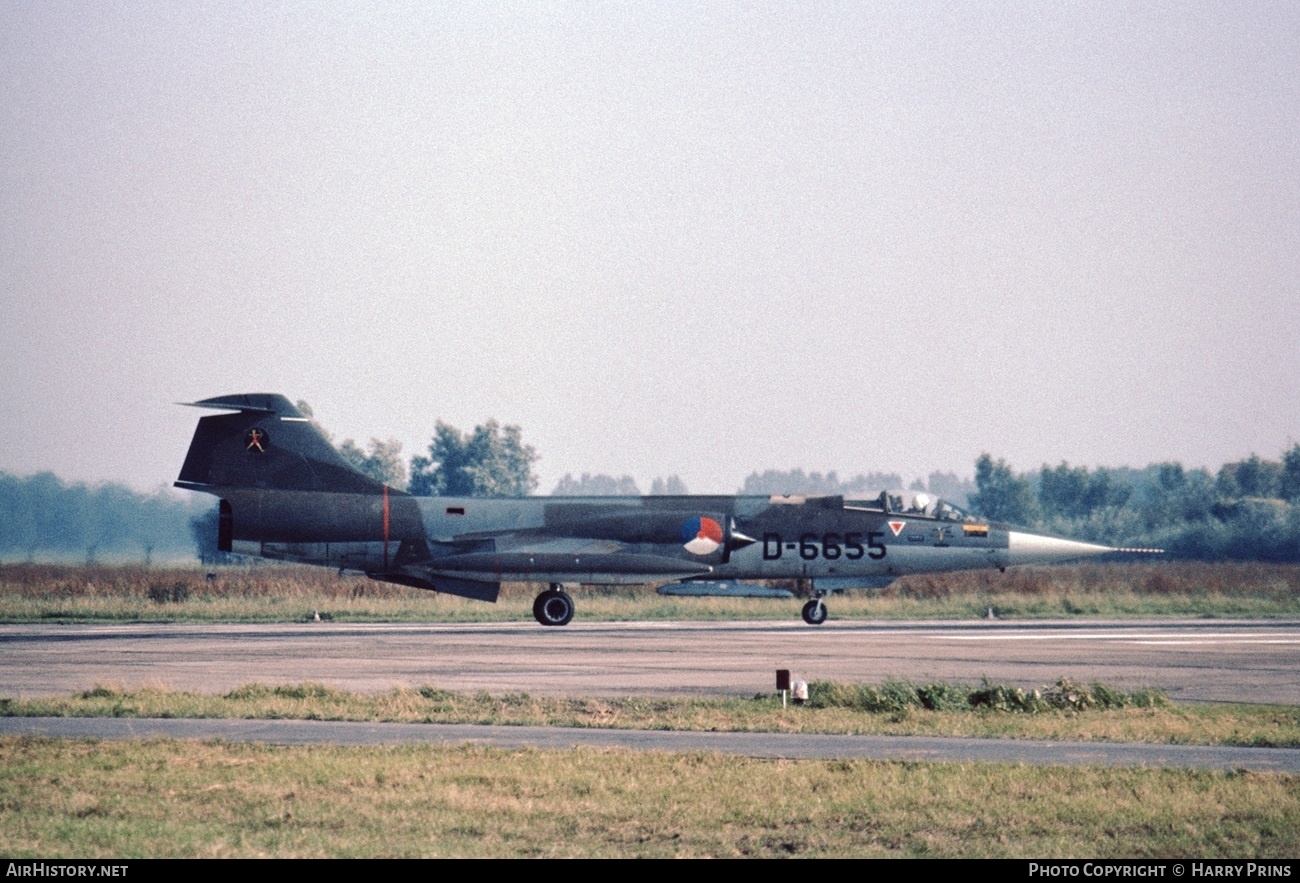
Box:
[176,393,1117,625]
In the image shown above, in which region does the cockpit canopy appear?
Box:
[846,491,978,523]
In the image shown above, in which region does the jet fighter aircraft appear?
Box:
[176,393,1126,626]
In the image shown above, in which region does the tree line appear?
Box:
[0,471,207,562]
[6,411,1300,563]
[968,448,1300,561]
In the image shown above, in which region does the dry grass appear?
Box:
[1,561,1299,623]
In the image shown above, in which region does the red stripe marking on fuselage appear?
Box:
[382,485,390,571]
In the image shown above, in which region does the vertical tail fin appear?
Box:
[175,393,386,494]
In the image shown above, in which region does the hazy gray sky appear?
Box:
[3,1,1298,495]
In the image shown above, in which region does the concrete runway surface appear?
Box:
[3,618,1298,704]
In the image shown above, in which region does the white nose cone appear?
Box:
[1006,531,1114,566]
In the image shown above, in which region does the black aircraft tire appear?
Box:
[534,590,575,627]
[801,599,827,626]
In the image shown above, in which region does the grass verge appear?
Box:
[6,680,1299,747]
[1,737,1295,857]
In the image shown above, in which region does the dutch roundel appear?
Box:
[681,516,724,555]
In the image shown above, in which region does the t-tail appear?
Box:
[176,393,386,495]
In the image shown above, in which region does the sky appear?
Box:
[2,1,1298,496]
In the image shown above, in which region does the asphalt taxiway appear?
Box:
[3,715,1298,771]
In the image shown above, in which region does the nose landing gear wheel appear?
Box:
[533,588,575,626]
[801,599,827,625]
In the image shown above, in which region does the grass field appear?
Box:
[2,737,1296,858]
[3,561,1299,623]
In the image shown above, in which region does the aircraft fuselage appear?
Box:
[221,488,1021,586]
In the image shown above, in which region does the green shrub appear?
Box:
[809,677,1168,715]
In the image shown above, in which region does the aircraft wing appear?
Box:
[388,532,713,598]
[424,550,712,584]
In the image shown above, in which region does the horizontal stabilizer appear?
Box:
[180,393,305,415]
[659,580,795,598]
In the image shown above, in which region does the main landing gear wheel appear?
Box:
[533,588,575,626]
[801,599,828,625]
